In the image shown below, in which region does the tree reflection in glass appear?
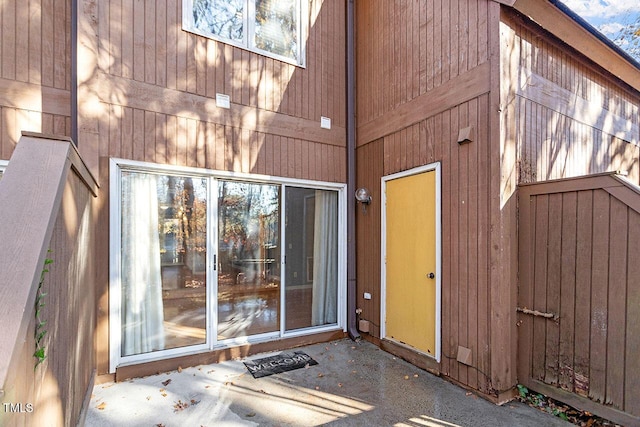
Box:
[217,180,281,340]
[121,172,208,356]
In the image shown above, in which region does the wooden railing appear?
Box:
[518,172,640,427]
[0,133,98,426]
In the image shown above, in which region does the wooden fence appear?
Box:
[518,173,640,427]
[0,133,97,426]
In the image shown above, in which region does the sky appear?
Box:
[561,0,640,63]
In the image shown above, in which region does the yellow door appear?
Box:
[385,170,438,357]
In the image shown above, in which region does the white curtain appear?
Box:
[311,190,338,326]
[121,172,165,356]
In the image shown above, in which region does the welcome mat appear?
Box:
[244,351,318,378]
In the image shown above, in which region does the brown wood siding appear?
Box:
[501,10,640,185]
[356,0,490,127]
[0,0,72,159]
[99,107,345,180]
[87,0,348,376]
[518,174,640,426]
[4,173,96,426]
[354,0,502,396]
[355,140,383,338]
[0,135,96,426]
[81,0,346,182]
[355,96,494,395]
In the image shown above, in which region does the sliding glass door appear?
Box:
[217,181,281,340]
[284,187,338,331]
[120,172,208,357]
[112,162,345,370]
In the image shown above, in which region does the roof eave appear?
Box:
[502,0,640,93]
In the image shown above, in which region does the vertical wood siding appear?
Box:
[356,0,489,127]
[355,99,495,395]
[502,10,640,185]
[355,0,497,395]
[86,0,346,182]
[0,0,71,159]
[88,0,348,377]
[43,172,96,426]
[0,140,96,427]
[518,175,640,425]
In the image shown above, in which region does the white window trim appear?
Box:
[0,160,8,173]
[109,158,346,372]
[182,0,308,67]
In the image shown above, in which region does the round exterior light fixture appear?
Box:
[355,187,371,205]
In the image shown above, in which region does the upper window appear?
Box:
[184,0,306,67]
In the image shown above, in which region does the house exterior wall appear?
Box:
[0,0,72,160]
[77,0,349,378]
[500,9,640,186]
[78,0,346,180]
[355,0,517,398]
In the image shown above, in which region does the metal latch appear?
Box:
[516,307,558,321]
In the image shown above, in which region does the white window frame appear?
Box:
[0,160,8,172]
[109,158,345,372]
[182,0,307,67]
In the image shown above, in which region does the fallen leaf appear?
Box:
[246,412,256,417]
[404,375,409,380]
[177,366,183,373]
[338,383,343,387]
[173,399,190,412]
[317,373,324,378]
[146,396,151,401]
[466,392,473,396]
[413,374,419,378]
[96,402,106,410]
[162,379,172,386]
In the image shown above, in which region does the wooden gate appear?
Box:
[518,173,640,427]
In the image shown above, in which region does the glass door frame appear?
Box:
[109,159,347,373]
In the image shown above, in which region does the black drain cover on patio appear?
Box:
[244,351,318,378]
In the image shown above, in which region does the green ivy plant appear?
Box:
[34,250,53,369]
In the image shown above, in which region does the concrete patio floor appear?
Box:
[85,339,570,426]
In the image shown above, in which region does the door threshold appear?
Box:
[381,338,440,375]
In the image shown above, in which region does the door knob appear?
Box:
[427,272,435,279]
